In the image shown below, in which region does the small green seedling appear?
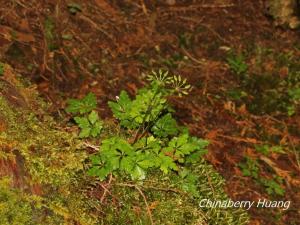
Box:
[254,144,284,156]
[239,156,285,196]
[239,157,259,179]
[74,110,103,138]
[260,176,285,196]
[66,92,103,138]
[227,53,248,75]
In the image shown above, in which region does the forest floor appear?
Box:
[0,0,299,224]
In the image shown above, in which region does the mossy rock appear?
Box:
[0,64,98,224]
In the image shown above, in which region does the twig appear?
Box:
[14,0,30,9]
[38,16,54,77]
[142,184,185,195]
[181,47,206,65]
[265,115,300,170]
[100,174,113,203]
[83,142,99,151]
[160,4,235,12]
[199,24,230,44]
[78,14,114,41]
[259,155,292,188]
[177,15,205,24]
[135,185,154,225]
[205,170,216,197]
[140,0,148,15]
[217,134,262,144]
[69,30,91,51]
[116,183,154,225]
[132,90,160,144]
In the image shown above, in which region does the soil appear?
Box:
[0,0,299,224]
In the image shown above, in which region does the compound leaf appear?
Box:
[151,113,178,137]
[88,110,99,124]
[158,153,178,174]
[66,92,97,114]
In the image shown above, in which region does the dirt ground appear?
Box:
[0,0,299,224]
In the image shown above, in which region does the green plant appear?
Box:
[146,70,192,96]
[74,110,103,138]
[65,70,249,224]
[150,113,178,137]
[83,70,207,181]
[178,33,192,49]
[226,49,300,116]
[260,176,285,196]
[239,157,259,179]
[226,88,248,101]
[66,92,103,138]
[66,92,97,114]
[287,87,300,115]
[239,157,285,196]
[227,53,248,75]
[254,144,284,156]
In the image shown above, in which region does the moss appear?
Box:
[0,94,100,224]
[0,94,85,183]
[100,160,249,225]
[0,177,34,225]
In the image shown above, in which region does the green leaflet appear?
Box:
[163,134,209,163]
[288,87,300,100]
[261,177,285,196]
[131,88,166,124]
[151,113,178,137]
[226,53,248,75]
[69,71,209,190]
[133,136,161,154]
[88,135,200,180]
[74,116,90,138]
[108,88,167,129]
[67,3,82,14]
[157,153,178,174]
[254,144,284,155]
[88,137,148,181]
[239,157,260,179]
[74,110,103,138]
[179,169,200,197]
[108,91,133,127]
[88,137,132,180]
[66,92,97,114]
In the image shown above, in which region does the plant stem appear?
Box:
[132,89,161,143]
